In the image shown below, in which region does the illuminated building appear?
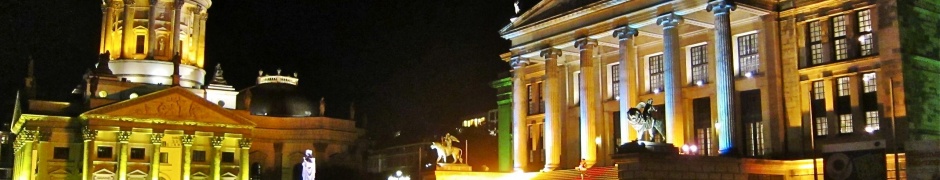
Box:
[9,0,366,180]
[430,0,939,179]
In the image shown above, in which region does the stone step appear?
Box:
[532,166,618,180]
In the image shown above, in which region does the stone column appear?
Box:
[99,2,110,53]
[613,26,639,143]
[181,135,194,180]
[239,138,252,180]
[188,6,204,64]
[656,13,683,144]
[12,140,19,180]
[171,0,184,55]
[211,136,224,180]
[117,131,132,180]
[196,13,208,68]
[575,38,599,167]
[35,132,50,180]
[510,56,529,172]
[105,3,119,57]
[16,130,36,180]
[150,133,164,180]
[121,0,136,58]
[707,0,738,155]
[82,128,98,180]
[540,48,563,171]
[147,0,158,59]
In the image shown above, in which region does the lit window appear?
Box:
[737,33,759,75]
[131,148,146,159]
[815,117,828,136]
[695,128,711,156]
[832,15,848,60]
[611,64,620,99]
[690,44,708,83]
[858,10,875,56]
[527,84,536,114]
[839,114,853,134]
[808,21,825,65]
[837,77,851,97]
[573,71,581,103]
[863,73,877,93]
[813,81,825,100]
[866,111,880,130]
[649,54,664,92]
[746,122,764,156]
[136,35,146,54]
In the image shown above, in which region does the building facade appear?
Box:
[9,0,367,180]
[498,0,940,178]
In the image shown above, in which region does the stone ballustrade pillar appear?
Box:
[613,26,639,144]
[181,135,194,180]
[707,0,738,155]
[117,131,132,180]
[510,56,529,172]
[657,13,683,144]
[146,0,158,59]
[575,38,599,167]
[540,48,563,171]
[211,136,224,180]
[83,128,98,180]
[238,138,252,180]
[150,133,164,180]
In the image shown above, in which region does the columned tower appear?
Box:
[99,0,211,87]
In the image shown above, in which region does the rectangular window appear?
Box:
[537,82,544,113]
[813,81,825,100]
[527,84,536,114]
[858,9,874,56]
[136,35,146,54]
[693,97,712,156]
[863,73,877,93]
[573,71,581,103]
[741,90,763,156]
[808,21,825,65]
[691,44,708,83]
[160,152,169,163]
[131,148,146,159]
[737,33,760,74]
[837,77,851,97]
[839,114,853,134]
[222,152,236,163]
[815,117,829,136]
[746,122,764,156]
[97,146,113,158]
[611,64,621,99]
[832,15,848,61]
[866,111,880,131]
[193,150,207,162]
[649,54,664,92]
[53,147,70,159]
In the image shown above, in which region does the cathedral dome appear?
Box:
[237,83,315,117]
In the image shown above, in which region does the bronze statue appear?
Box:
[625,99,665,142]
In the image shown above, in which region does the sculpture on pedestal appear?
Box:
[302,149,316,180]
[625,99,665,142]
[431,133,464,164]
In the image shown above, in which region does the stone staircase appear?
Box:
[531,166,619,180]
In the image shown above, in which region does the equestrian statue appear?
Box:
[430,133,464,164]
[625,99,666,142]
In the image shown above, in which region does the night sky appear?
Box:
[0,0,541,147]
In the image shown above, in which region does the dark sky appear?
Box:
[0,0,541,147]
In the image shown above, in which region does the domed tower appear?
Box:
[99,0,211,87]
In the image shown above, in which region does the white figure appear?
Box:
[302,149,316,180]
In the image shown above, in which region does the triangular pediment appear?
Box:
[82,87,255,129]
[501,0,607,35]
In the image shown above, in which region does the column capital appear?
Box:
[539,48,563,59]
[151,133,165,144]
[181,134,195,146]
[200,13,209,20]
[656,13,683,28]
[174,0,185,9]
[612,26,639,41]
[118,131,132,143]
[211,136,224,147]
[83,127,98,141]
[706,0,737,15]
[239,138,253,149]
[18,129,37,142]
[574,38,598,50]
[510,56,529,69]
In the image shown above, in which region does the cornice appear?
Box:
[501,0,629,39]
[82,114,254,129]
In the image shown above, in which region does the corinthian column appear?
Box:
[613,26,639,144]
[657,13,683,144]
[82,128,98,180]
[510,56,529,172]
[707,0,738,156]
[211,136,224,180]
[100,2,110,53]
[181,135,194,180]
[117,131,132,180]
[16,130,36,180]
[171,0,184,55]
[239,138,252,180]
[147,0,158,59]
[575,38,598,167]
[121,0,136,58]
[540,48,563,171]
[150,133,164,180]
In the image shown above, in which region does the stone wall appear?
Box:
[616,154,747,179]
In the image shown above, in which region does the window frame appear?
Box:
[688,43,708,84]
[130,147,146,160]
[831,15,849,61]
[648,54,664,93]
[815,117,829,136]
[857,9,875,56]
[609,63,621,99]
[808,21,825,65]
[97,146,114,159]
[734,31,760,76]
[839,113,853,134]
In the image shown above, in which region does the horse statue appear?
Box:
[625,99,666,142]
[430,142,463,164]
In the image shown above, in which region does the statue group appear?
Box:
[625,99,666,142]
[430,133,464,164]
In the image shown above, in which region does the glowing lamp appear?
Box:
[865,126,875,134]
[695,80,704,86]
[653,88,661,94]
[690,145,699,153]
[744,72,753,78]
[681,144,690,154]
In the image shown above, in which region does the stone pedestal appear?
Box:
[617,140,678,154]
[438,163,473,171]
